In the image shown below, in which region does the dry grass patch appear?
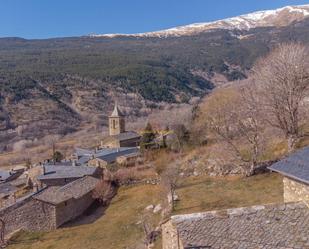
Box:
[174,172,283,214]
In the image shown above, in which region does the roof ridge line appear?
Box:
[171,202,305,222]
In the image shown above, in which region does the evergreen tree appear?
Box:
[53,151,64,163]
[140,122,156,149]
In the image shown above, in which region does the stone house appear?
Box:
[34,176,99,228]
[37,165,101,186]
[116,152,142,167]
[100,103,140,148]
[0,168,24,183]
[0,178,28,208]
[88,147,140,168]
[269,146,309,206]
[0,176,99,236]
[71,146,140,168]
[162,146,309,249]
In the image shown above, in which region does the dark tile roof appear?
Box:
[170,202,309,249]
[75,147,140,165]
[34,176,99,205]
[103,131,140,143]
[37,165,99,180]
[0,170,21,183]
[96,147,139,163]
[0,183,18,198]
[113,131,140,141]
[75,148,93,157]
[77,155,91,165]
[269,146,309,184]
[43,161,73,167]
[0,171,11,182]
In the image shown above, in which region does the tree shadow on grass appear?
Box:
[62,186,119,228]
[61,200,108,228]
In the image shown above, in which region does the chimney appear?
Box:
[33,183,39,193]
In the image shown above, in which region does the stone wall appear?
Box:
[283,177,309,206]
[55,192,94,227]
[102,139,120,148]
[0,194,56,236]
[88,158,108,168]
[119,137,140,148]
[162,220,183,249]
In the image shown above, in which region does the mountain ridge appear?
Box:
[90,4,309,38]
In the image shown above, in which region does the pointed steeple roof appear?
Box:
[110,102,124,117]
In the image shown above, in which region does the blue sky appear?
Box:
[1,0,309,39]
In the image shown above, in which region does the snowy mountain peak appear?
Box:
[91,4,309,38]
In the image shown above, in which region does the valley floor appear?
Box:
[7,173,283,249]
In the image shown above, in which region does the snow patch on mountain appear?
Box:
[90,4,309,38]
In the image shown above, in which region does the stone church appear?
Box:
[101,103,141,148]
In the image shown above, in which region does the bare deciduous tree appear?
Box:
[253,43,309,151]
[203,87,266,175]
[92,173,115,206]
[139,212,160,249]
[161,161,180,212]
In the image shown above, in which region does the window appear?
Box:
[113,120,116,129]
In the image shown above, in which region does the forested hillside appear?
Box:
[1,18,309,149]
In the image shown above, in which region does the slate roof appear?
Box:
[0,183,18,198]
[34,176,99,205]
[0,171,11,182]
[75,147,140,165]
[107,131,141,142]
[77,156,91,165]
[96,147,139,163]
[75,148,93,157]
[170,202,309,249]
[0,170,21,183]
[37,165,99,180]
[43,161,73,167]
[269,146,309,184]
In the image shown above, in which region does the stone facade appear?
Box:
[0,176,98,236]
[109,104,125,136]
[0,193,56,236]
[88,158,108,168]
[55,192,94,227]
[102,138,120,148]
[162,220,183,249]
[116,153,142,167]
[109,116,125,136]
[283,177,309,206]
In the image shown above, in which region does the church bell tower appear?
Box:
[109,103,125,136]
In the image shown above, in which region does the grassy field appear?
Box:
[174,172,283,214]
[7,173,283,249]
